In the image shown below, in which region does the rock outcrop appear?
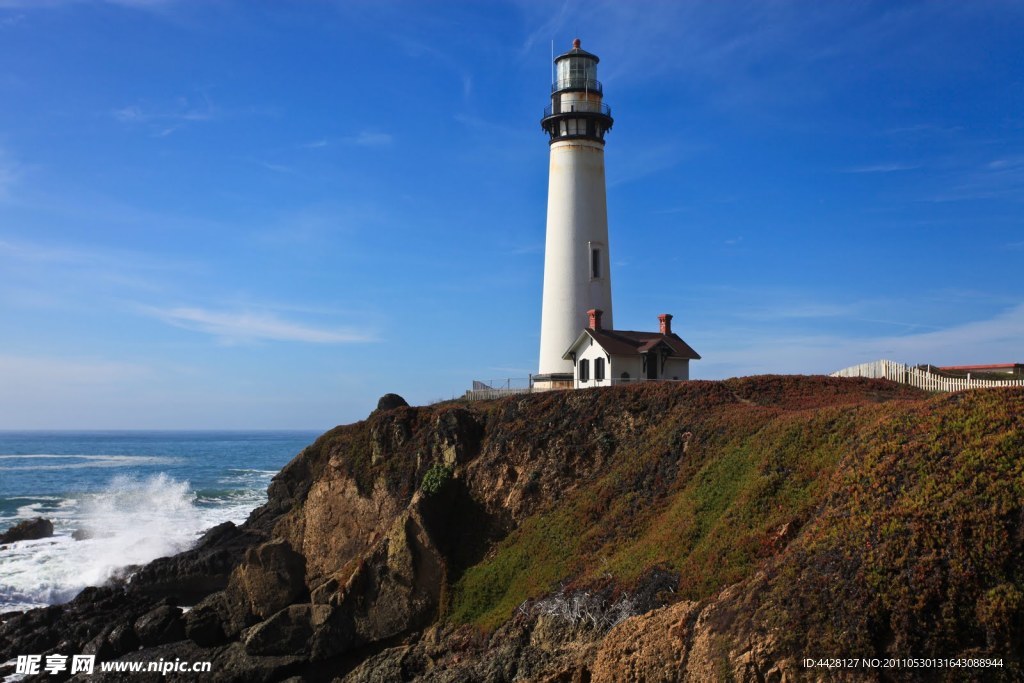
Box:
[376,393,410,412]
[2,377,1023,682]
[0,517,53,543]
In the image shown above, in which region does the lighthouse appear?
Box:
[534,39,615,388]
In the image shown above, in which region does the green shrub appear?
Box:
[421,463,453,496]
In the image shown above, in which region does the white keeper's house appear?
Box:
[563,310,700,388]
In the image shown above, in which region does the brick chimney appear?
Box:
[658,313,673,335]
[588,309,603,331]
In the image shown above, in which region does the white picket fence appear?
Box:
[831,359,1024,392]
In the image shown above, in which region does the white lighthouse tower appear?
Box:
[535,38,615,388]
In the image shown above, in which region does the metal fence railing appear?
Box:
[464,376,697,400]
[551,77,603,94]
[543,100,612,118]
[465,378,533,401]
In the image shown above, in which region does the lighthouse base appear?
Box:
[531,373,574,391]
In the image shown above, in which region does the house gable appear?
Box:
[560,312,700,388]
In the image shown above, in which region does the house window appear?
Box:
[591,247,601,279]
[594,357,605,381]
[579,358,590,382]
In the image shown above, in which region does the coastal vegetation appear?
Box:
[3,376,1022,681]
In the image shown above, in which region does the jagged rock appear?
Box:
[301,476,404,594]
[309,498,445,660]
[376,393,409,412]
[260,443,325,520]
[212,641,306,683]
[244,604,331,656]
[134,604,186,647]
[0,587,154,665]
[431,408,483,467]
[108,622,140,656]
[591,601,699,682]
[0,517,53,543]
[129,521,267,604]
[370,410,412,464]
[184,598,228,646]
[98,640,223,682]
[80,620,139,663]
[80,622,138,663]
[228,539,307,626]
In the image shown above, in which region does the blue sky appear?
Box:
[0,0,1021,429]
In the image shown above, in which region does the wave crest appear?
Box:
[0,474,206,610]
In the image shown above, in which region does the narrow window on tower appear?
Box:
[591,247,601,279]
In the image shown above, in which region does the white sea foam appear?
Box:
[0,454,181,471]
[0,474,211,612]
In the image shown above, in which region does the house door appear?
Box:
[646,351,658,380]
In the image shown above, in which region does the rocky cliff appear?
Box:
[2,377,1023,682]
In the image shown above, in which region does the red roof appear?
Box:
[937,364,1023,371]
[577,328,701,360]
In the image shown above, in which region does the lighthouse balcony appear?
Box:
[543,101,611,118]
[551,77,603,94]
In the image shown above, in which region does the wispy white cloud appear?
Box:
[518,0,572,57]
[297,131,394,149]
[0,353,152,387]
[0,237,198,314]
[884,124,963,137]
[342,130,393,147]
[723,297,868,323]
[608,140,701,187]
[0,0,173,9]
[928,155,1024,203]
[257,160,295,174]
[841,163,920,174]
[517,1,991,118]
[112,95,219,136]
[103,0,174,8]
[697,303,1024,379]
[0,147,21,200]
[506,243,542,256]
[144,305,375,344]
[0,236,184,275]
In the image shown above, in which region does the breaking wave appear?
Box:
[0,474,209,611]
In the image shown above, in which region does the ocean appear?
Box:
[0,430,320,613]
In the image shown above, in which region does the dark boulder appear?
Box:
[184,598,228,647]
[0,517,53,543]
[129,521,266,605]
[244,604,332,656]
[376,393,409,412]
[213,641,307,683]
[81,620,139,662]
[134,605,186,647]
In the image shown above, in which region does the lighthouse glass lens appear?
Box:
[557,57,596,89]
